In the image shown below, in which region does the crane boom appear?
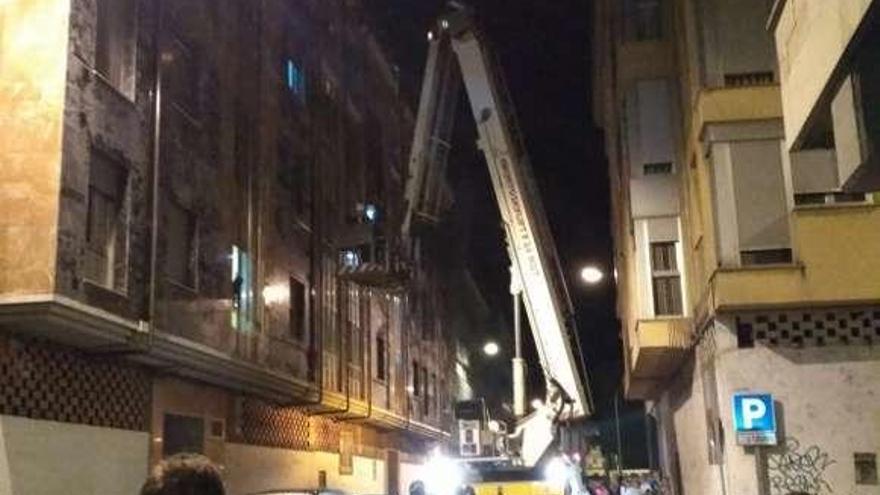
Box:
[404,7,592,424]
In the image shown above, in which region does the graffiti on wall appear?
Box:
[767,437,835,495]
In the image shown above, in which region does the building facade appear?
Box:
[594,0,880,493]
[0,1,471,493]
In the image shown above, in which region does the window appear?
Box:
[430,372,437,415]
[740,248,792,266]
[166,33,199,116]
[162,414,203,457]
[855,453,878,485]
[339,430,354,475]
[644,161,673,175]
[723,71,774,87]
[728,140,791,264]
[650,242,682,315]
[285,59,306,100]
[421,366,429,415]
[231,246,254,331]
[624,0,662,42]
[95,0,137,98]
[375,334,387,381]
[165,198,196,288]
[290,277,306,341]
[276,136,311,221]
[85,149,128,291]
[412,360,420,396]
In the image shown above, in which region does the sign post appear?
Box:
[732,392,777,446]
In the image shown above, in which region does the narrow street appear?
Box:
[1,1,879,495]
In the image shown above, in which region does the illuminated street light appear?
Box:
[483,341,500,357]
[580,265,604,285]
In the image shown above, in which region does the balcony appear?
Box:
[625,316,691,400]
[694,85,782,134]
[702,202,880,315]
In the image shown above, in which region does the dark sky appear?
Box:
[364,0,652,467]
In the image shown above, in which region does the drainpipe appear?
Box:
[147,0,164,332]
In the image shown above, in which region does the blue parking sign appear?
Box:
[732,392,777,446]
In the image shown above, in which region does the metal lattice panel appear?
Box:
[0,336,150,431]
[736,307,880,348]
[236,398,311,450]
[310,415,341,453]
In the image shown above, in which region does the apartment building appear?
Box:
[0,1,469,493]
[594,0,880,493]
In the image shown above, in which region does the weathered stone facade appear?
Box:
[0,0,468,492]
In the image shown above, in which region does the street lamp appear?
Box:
[483,341,500,357]
[580,265,604,285]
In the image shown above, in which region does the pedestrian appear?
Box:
[620,476,640,495]
[140,453,225,495]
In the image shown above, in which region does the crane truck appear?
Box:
[402,4,593,495]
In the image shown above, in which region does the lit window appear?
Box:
[285,59,306,99]
[85,149,128,291]
[231,246,253,331]
[650,241,682,315]
[341,249,361,268]
[95,0,137,98]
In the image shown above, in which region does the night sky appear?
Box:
[364,0,651,467]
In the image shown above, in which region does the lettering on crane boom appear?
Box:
[499,157,540,276]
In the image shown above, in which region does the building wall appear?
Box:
[0,334,151,494]
[597,0,880,493]
[0,0,464,491]
[773,0,875,148]
[0,415,149,495]
[0,0,70,296]
[710,314,880,495]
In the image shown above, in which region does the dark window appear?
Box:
[290,277,306,341]
[95,0,136,97]
[856,453,878,485]
[165,198,197,288]
[375,334,387,381]
[624,0,662,42]
[723,71,775,87]
[86,149,128,291]
[412,360,420,396]
[650,242,683,315]
[740,248,793,266]
[736,322,755,348]
[421,366,429,415]
[277,136,311,221]
[162,414,204,457]
[166,33,199,117]
[644,161,673,175]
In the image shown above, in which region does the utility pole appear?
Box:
[614,390,623,480]
[511,274,526,418]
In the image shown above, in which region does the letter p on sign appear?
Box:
[732,392,777,446]
[741,398,766,429]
